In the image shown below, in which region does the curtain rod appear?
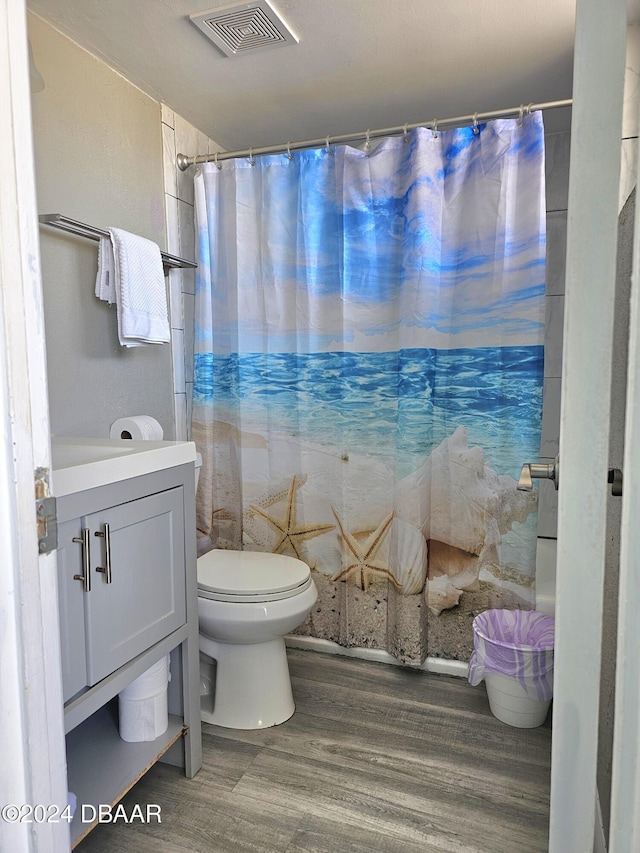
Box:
[39,214,197,271]
[176,98,572,171]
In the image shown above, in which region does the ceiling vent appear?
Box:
[190,0,299,57]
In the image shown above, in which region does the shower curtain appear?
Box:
[192,114,545,664]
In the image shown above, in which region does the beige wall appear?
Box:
[29,13,174,439]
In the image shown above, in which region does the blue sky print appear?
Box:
[194,114,545,357]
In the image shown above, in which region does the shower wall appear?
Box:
[534,131,569,612]
[161,106,223,440]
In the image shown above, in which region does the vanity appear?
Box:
[51,437,202,848]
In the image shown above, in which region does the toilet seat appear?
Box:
[197,549,312,603]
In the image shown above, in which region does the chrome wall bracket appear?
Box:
[517,455,560,491]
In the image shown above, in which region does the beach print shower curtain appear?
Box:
[193,114,545,663]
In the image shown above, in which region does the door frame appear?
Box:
[0,2,69,850]
[549,0,629,850]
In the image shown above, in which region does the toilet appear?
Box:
[197,549,317,728]
[194,456,318,729]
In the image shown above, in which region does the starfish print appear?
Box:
[331,510,401,591]
[248,475,335,561]
[243,476,307,551]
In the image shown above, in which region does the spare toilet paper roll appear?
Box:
[109,415,164,441]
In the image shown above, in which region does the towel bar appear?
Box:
[38,214,197,272]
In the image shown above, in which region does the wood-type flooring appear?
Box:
[76,648,552,852]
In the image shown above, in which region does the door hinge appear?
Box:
[35,467,57,554]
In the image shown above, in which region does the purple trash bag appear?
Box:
[468,609,555,701]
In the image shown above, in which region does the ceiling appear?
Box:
[25,0,638,154]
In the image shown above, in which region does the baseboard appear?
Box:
[285,634,469,679]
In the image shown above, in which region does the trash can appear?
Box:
[468,609,555,728]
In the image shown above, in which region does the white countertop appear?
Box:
[51,437,197,497]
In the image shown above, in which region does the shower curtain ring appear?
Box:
[286,141,293,161]
[248,147,255,166]
[214,151,222,170]
[472,113,480,134]
[326,135,333,155]
[365,129,371,152]
[527,102,534,117]
[432,119,438,139]
[517,105,524,126]
[403,123,409,142]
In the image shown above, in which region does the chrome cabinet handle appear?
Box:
[95,523,112,583]
[72,528,91,592]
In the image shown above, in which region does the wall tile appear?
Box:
[173,393,187,440]
[162,124,177,197]
[169,269,184,330]
[165,110,205,421]
[173,111,198,151]
[545,132,571,212]
[540,377,562,458]
[186,381,193,440]
[535,537,557,616]
[161,103,175,129]
[537,472,558,538]
[178,198,196,264]
[164,194,179,255]
[182,267,196,296]
[183,292,195,382]
[176,167,194,207]
[174,114,199,206]
[546,210,567,296]
[196,129,210,163]
[172,329,186,393]
[544,295,564,378]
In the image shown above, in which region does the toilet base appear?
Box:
[199,635,295,729]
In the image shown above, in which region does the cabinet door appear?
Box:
[56,519,88,702]
[84,488,186,685]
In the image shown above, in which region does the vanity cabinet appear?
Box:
[57,488,185,701]
[56,519,88,701]
[51,446,202,849]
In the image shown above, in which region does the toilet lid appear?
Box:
[198,549,312,602]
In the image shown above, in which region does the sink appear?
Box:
[51,437,196,497]
[52,441,143,468]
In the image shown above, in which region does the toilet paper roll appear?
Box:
[109,415,164,441]
[118,689,169,742]
[118,656,170,742]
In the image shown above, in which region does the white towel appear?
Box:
[95,236,115,303]
[95,228,170,347]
